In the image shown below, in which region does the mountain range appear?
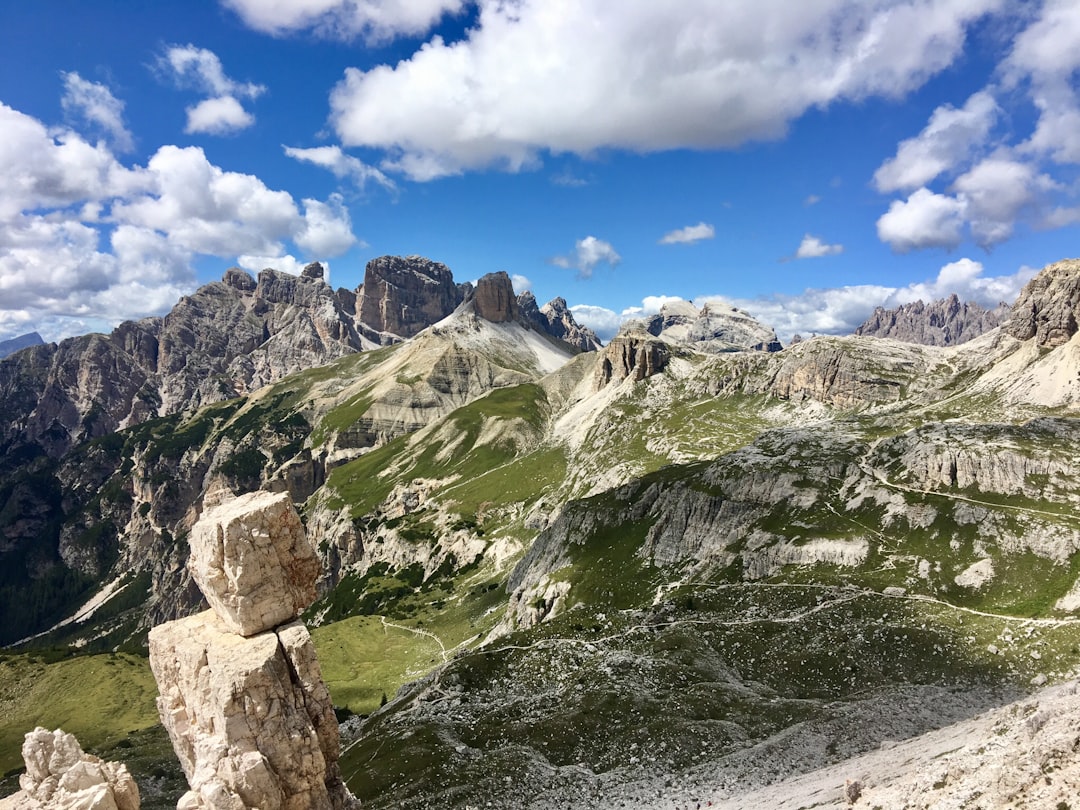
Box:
[2,255,1080,808]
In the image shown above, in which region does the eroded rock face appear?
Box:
[1005,258,1080,348]
[149,490,357,810]
[855,294,1009,346]
[472,271,519,323]
[356,255,467,341]
[149,612,353,810]
[516,293,602,352]
[187,491,319,637]
[4,727,140,810]
[594,332,670,387]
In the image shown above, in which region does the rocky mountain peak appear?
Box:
[516,292,602,352]
[635,299,782,353]
[1004,258,1080,348]
[854,294,1009,346]
[473,271,519,322]
[594,329,670,388]
[301,261,326,281]
[356,255,467,342]
[221,266,256,292]
[0,331,46,359]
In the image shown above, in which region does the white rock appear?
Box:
[148,610,356,810]
[954,558,995,589]
[2,728,139,810]
[187,491,320,636]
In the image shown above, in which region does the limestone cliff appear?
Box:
[355,255,468,343]
[1005,257,1080,348]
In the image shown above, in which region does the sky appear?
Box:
[2,0,1080,345]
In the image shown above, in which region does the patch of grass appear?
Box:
[0,652,158,775]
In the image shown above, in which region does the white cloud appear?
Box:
[876,187,967,252]
[951,154,1052,247]
[659,222,715,245]
[0,102,143,219]
[237,254,313,278]
[511,273,532,293]
[570,295,684,340]
[161,45,264,136]
[330,0,1003,180]
[185,96,255,135]
[222,0,467,42]
[294,194,359,256]
[794,234,843,259]
[552,235,620,278]
[162,44,265,99]
[873,90,999,192]
[284,145,396,192]
[804,194,821,206]
[61,72,135,153]
[0,103,359,341]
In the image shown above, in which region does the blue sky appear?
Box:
[2,0,1080,344]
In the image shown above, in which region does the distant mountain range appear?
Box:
[854,294,1010,346]
[0,332,43,360]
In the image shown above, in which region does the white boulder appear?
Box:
[0,727,139,810]
[187,491,319,637]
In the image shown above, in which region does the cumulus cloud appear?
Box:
[873,91,999,192]
[329,0,1002,180]
[873,3,1080,252]
[284,145,396,192]
[295,194,359,256]
[185,96,255,135]
[877,154,1056,252]
[222,0,467,42]
[161,44,265,135]
[877,187,967,252]
[659,222,715,245]
[60,72,135,153]
[510,274,532,293]
[551,235,620,279]
[0,103,358,341]
[794,234,843,259]
[237,254,315,278]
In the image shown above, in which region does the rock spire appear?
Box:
[148,490,358,810]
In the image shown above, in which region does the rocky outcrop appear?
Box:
[187,491,320,637]
[0,727,139,810]
[594,331,670,387]
[518,293,602,352]
[149,491,357,810]
[855,294,1009,346]
[472,271,519,323]
[356,255,468,342]
[1005,257,1080,348]
[0,332,44,360]
[639,300,782,353]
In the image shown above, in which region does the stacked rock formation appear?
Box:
[0,727,139,810]
[148,490,358,810]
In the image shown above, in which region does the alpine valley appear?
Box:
[3,255,1080,809]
